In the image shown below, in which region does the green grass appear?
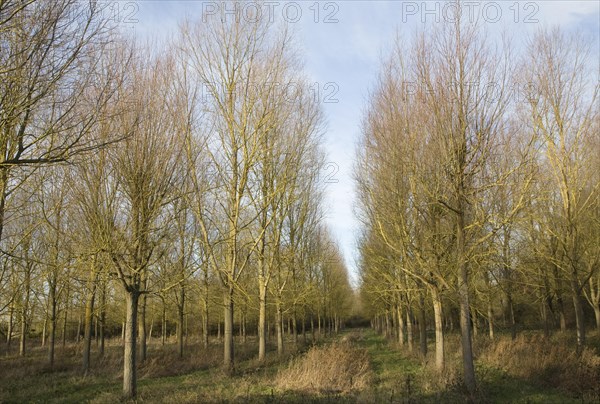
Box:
[0,331,596,403]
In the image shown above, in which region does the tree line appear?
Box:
[356,12,599,396]
[0,1,354,398]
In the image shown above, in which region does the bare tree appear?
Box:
[523,28,599,349]
[76,47,184,397]
[0,0,120,245]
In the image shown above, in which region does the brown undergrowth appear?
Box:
[276,336,374,395]
[480,333,600,399]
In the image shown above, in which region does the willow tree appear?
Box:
[0,0,118,245]
[77,48,184,397]
[357,7,536,392]
[179,9,311,372]
[409,12,538,391]
[523,28,599,349]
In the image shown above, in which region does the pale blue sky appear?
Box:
[129,1,599,286]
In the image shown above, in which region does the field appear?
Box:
[1,329,598,403]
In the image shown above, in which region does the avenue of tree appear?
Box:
[1,1,598,400]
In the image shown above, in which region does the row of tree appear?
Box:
[356,13,599,396]
[0,1,353,398]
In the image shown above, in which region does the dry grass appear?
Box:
[480,333,600,399]
[276,339,373,394]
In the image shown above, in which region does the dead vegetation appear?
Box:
[480,333,600,399]
[276,337,373,395]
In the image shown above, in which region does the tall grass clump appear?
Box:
[276,340,373,394]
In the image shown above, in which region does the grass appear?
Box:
[0,330,598,403]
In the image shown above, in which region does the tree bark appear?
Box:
[457,209,476,394]
[571,276,586,350]
[6,304,13,346]
[47,284,57,367]
[139,294,147,362]
[123,291,139,399]
[177,287,185,358]
[223,287,234,374]
[431,287,444,371]
[397,305,405,345]
[276,300,284,356]
[83,276,97,374]
[99,283,106,357]
[19,271,30,357]
[202,306,209,348]
[258,280,267,361]
[406,308,413,352]
[487,299,494,339]
[418,295,427,357]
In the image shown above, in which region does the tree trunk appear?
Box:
[276,300,284,356]
[472,310,478,339]
[457,210,476,395]
[223,287,234,374]
[242,312,246,343]
[571,276,586,350]
[62,287,69,347]
[123,291,139,399]
[406,308,413,352]
[431,287,445,371]
[302,315,306,343]
[19,267,31,357]
[391,306,398,340]
[258,283,267,361]
[47,291,57,367]
[508,292,517,340]
[19,303,28,356]
[202,305,209,348]
[292,311,298,343]
[83,281,97,375]
[541,295,551,338]
[139,294,147,362]
[384,311,391,339]
[41,317,47,347]
[418,295,427,358]
[552,263,567,332]
[398,306,405,345]
[76,315,82,343]
[99,284,106,357]
[317,313,321,337]
[6,304,13,346]
[487,299,494,339]
[177,289,185,358]
[161,300,167,346]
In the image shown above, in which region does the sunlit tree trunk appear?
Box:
[123,291,139,399]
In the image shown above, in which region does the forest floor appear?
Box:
[0,329,596,403]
